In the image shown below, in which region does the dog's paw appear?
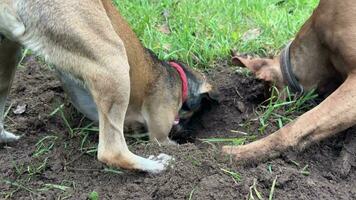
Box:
[141,153,174,174]
[0,129,21,143]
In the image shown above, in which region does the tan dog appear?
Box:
[0,0,215,173]
[223,0,356,163]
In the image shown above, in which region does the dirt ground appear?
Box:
[1,56,356,200]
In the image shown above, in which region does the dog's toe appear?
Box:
[0,130,21,143]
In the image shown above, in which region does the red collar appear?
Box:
[169,61,188,102]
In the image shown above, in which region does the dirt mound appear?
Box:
[1,57,355,199]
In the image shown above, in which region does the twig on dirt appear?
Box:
[234,87,243,98]
[230,130,248,135]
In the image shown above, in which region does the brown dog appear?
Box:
[223,0,356,163]
[0,0,215,173]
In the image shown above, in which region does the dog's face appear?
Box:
[177,63,219,120]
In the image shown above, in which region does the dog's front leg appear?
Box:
[223,73,356,163]
[82,50,172,173]
[142,102,177,145]
[0,38,21,143]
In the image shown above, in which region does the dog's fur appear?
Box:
[0,0,214,173]
[223,0,356,162]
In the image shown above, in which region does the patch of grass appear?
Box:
[26,157,49,176]
[33,136,58,157]
[221,168,242,182]
[114,0,318,68]
[256,87,318,133]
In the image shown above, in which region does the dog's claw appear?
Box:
[0,129,21,143]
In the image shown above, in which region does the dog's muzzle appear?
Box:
[280,41,304,94]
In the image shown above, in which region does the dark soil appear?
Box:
[1,57,355,200]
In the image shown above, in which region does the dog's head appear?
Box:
[231,53,285,90]
[173,62,219,120]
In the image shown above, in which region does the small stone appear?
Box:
[236,101,246,113]
[13,104,27,115]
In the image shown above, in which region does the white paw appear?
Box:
[138,153,174,174]
[0,129,21,143]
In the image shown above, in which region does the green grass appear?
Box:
[114,0,318,68]
[221,168,242,182]
[257,87,318,133]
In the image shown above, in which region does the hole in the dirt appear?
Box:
[170,97,217,144]
[170,68,270,145]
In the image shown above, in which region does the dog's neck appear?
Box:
[287,5,344,96]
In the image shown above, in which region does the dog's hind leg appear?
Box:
[0,38,21,143]
[223,73,356,163]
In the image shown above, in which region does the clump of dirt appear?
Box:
[1,57,355,200]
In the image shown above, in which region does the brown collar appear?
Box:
[280,41,304,94]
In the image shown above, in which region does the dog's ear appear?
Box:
[232,54,282,83]
[200,82,220,103]
[183,82,219,112]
